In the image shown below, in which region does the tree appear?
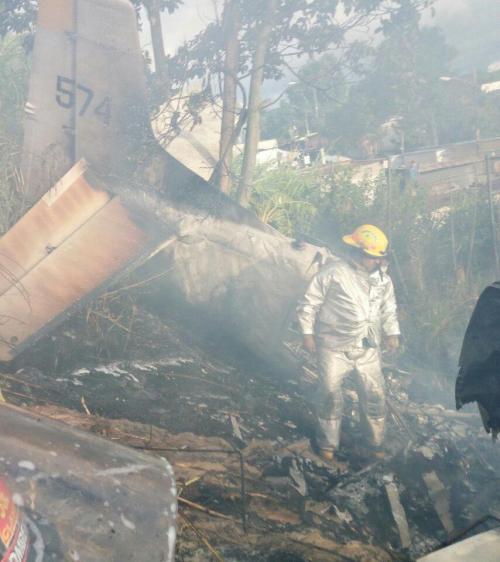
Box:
[172,0,433,202]
[262,3,495,156]
[249,165,321,236]
[132,0,182,83]
[237,0,426,203]
[261,51,354,142]
[0,0,182,84]
[305,4,458,154]
[362,4,455,149]
[237,0,278,206]
[0,1,38,38]
[0,36,30,230]
[341,7,500,152]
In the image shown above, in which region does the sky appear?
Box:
[431,0,500,72]
[141,1,220,57]
[140,0,500,85]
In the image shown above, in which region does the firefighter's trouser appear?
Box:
[315,346,385,451]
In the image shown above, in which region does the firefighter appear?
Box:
[297,225,400,462]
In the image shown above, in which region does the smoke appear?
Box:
[431,0,500,71]
[139,0,219,61]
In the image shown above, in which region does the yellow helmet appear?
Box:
[342,224,389,257]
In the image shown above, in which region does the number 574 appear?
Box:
[56,75,111,124]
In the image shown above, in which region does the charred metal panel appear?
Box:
[417,529,500,561]
[19,0,330,372]
[145,214,328,370]
[0,403,176,561]
[0,160,109,297]
[0,163,154,361]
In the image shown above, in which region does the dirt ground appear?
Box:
[1,294,500,561]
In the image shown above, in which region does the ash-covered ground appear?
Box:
[2,295,500,562]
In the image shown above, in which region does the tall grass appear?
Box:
[0,36,30,232]
[249,166,322,236]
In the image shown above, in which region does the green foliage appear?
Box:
[249,166,322,236]
[262,52,353,141]
[360,12,454,149]
[261,102,298,142]
[132,0,182,14]
[0,36,28,138]
[0,1,182,36]
[389,186,498,367]
[333,13,457,151]
[0,1,37,38]
[263,2,500,156]
[248,163,498,369]
[0,36,30,232]
[315,168,386,239]
[169,0,415,98]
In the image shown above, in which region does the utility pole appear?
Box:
[473,68,480,142]
[288,82,325,164]
[400,129,406,166]
[485,154,500,277]
[312,88,325,165]
[312,88,319,120]
[303,96,311,136]
[385,159,393,239]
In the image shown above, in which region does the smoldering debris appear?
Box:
[2,303,500,562]
[0,403,177,562]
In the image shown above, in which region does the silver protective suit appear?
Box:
[296,257,400,450]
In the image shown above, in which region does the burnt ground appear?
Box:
[2,295,500,562]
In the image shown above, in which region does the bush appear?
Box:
[248,163,498,371]
[249,165,322,237]
[0,36,30,232]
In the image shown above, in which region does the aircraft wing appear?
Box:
[0,159,168,361]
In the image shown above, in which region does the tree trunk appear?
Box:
[237,0,278,207]
[145,1,167,81]
[217,0,241,194]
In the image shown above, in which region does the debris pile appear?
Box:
[2,303,500,561]
[0,403,177,561]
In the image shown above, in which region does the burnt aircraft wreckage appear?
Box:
[0,0,325,366]
[0,404,177,561]
[2,1,500,561]
[0,1,323,560]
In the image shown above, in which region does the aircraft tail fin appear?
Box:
[22,0,149,202]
